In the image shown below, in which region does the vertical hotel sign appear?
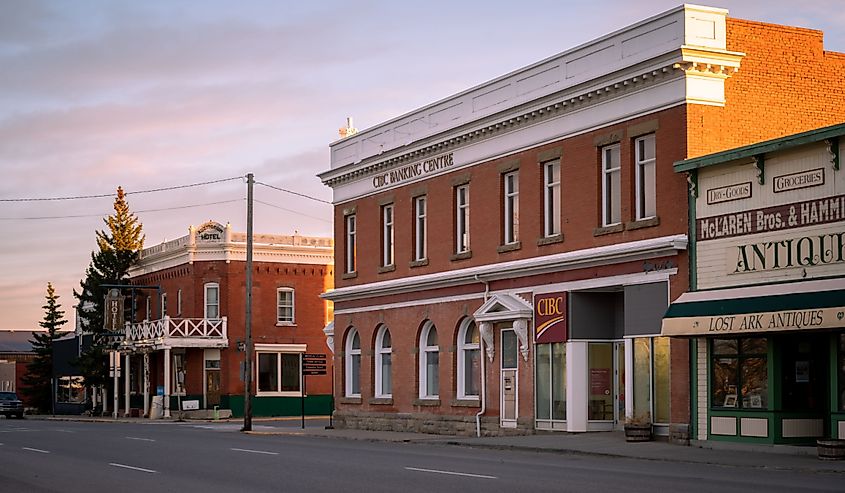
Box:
[534,292,568,344]
[104,288,124,332]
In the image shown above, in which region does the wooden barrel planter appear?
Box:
[817,439,845,460]
[624,423,652,442]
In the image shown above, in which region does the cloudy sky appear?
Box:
[1,0,843,331]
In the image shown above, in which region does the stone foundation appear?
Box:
[335,410,534,436]
[669,423,690,445]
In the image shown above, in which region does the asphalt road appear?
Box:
[1,418,842,493]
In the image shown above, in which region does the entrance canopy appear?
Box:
[662,278,845,336]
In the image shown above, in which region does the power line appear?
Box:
[254,199,332,224]
[0,198,244,221]
[254,181,332,204]
[0,176,243,202]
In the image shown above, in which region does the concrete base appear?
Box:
[182,409,233,420]
[334,410,534,437]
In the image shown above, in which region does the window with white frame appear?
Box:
[56,376,85,403]
[543,160,561,237]
[503,171,519,244]
[161,293,167,317]
[455,184,470,253]
[601,144,621,226]
[414,196,427,262]
[457,319,481,399]
[345,214,356,274]
[276,288,295,324]
[345,328,361,397]
[204,283,219,319]
[381,204,394,267]
[256,349,302,395]
[419,322,439,399]
[177,289,182,316]
[375,325,392,398]
[635,134,656,220]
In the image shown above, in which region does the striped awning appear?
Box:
[661,278,845,336]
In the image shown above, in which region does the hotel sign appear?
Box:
[372,153,454,189]
[534,291,567,344]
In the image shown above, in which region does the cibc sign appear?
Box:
[534,291,568,344]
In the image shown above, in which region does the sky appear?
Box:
[1,0,843,331]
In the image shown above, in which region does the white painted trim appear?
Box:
[418,321,439,399]
[374,326,392,398]
[344,329,362,398]
[324,235,686,303]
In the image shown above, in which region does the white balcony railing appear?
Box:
[125,316,227,344]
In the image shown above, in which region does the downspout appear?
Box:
[475,275,489,438]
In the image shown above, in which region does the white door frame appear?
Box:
[500,327,518,428]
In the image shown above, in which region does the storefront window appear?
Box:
[839,335,845,411]
[712,337,768,409]
[633,339,651,419]
[536,343,566,421]
[654,337,670,423]
[536,344,551,420]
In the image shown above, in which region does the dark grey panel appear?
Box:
[570,292,623,340]
[623,282,668,336]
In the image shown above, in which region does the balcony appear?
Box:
[122,316,228,350]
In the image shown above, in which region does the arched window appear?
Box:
[345,328,361,398]
[419,321,439,399]
[375,325,392,398]
[457,319,481,399]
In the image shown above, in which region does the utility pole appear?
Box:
[242,173,254,432]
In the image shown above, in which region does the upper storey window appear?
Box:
[455,185,470,254]
[635,134,656,220]
[543,160,561,237]
[601,144,621,227]
[345,214,356,274]
[503,171,519,245]
[381,204,394,267]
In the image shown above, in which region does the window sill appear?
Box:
[409,259,429,268]
[275,322,297,327]
[537,234,563,246]
[338,396,362,405]
[368,397,393,405]
[256,391,303,398]
[341,272,358,280]
[377,265,396,274]
[626,216,660,230]
[451,398,481,407]
[497,241,521,254]
[413,398,441,406]
[450,250,472,261]
[593,224,624,236]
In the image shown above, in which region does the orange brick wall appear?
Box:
[687,19,845,158]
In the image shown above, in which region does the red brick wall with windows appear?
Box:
[335,106,689,289]
[132,260,334,396]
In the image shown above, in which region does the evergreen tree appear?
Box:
[21,283,67,413]
[74,187,144,387]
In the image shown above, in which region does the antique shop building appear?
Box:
[320,5,845,437]
[119,221,334,418]
[663,123,845,444]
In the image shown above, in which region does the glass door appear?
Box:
[500,329,518,428]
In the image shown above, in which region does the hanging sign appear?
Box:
[104,289,124,332]
[534,291,568,344]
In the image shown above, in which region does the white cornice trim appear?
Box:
[322,234,687,303]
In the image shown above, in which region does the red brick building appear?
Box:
[120,221,334,418]
[320,5,845,438]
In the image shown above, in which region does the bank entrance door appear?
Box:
[500,328,518,428]
[588,341,626,430]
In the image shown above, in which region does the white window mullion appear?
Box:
[503,172,519,244]
[544,161,561,237]
[456,185,470,253]
[345,214,357,273]
[382,205,394,267]
[414,196,427,261]
[601,144,621,226]
[635,134,656,220]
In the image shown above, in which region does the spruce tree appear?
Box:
[21,283,67,413]
[74,187,144,388]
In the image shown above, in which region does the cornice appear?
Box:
[321,45,743,191]
[322,234,688,304]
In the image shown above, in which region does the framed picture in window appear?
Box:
[749,394,762,408]
[723,394,737,407]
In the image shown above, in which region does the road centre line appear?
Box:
[109,463,157,474]
[126,436,156,442]
[404,467,497,479]
[22,447,50,454]
[231,447,279,455]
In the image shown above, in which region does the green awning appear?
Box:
[662,278,845,336]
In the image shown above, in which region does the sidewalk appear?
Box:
[27,415,845,474]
